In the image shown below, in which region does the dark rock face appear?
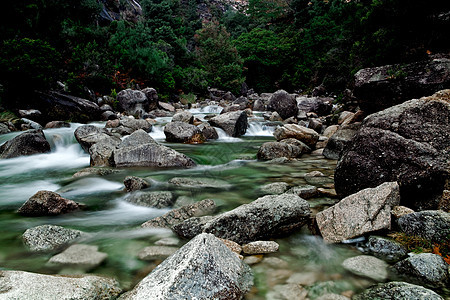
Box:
[296,96,333,116]
[44,121,71,129]
[173,194,311,244]
[164,122,206,144]
[322,123,361,160]
[208,111,248,137]
[198,123,218,140]
[36,92,101,123]
[334,90,450,210]
[393,253,450,288]
[116,89,149,118]
[365,236,408,263]
[353,281,443,300]
[125,191,175,208]
[0,129,51,159]
[354,58,450,113]
[267,90,298,120]
[120,233,253,300]
[124,176,150,192]
[397,210,450,243]
[257,141,302,160]
[172,111,194,123]
[74,125,118,153]
[141,87,159,111]
[17,190,84,216]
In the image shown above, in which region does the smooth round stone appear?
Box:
[243,241,279,254]
[342,255,388,282]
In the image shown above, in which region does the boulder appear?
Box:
[296,96,333,116]
[89,137,121,167]
[353,281,443,300]
[342,255,388,282]
[158,101,175,112]
[125,191,174,208]
[208,110,248,137]
[322,123,361,160]
[257,141,302,160]
[124,176,150,192]
[168,177,232,189]
[119,233,253,300]
[316,182,400,243]
[242,241,279,254]
[137,246,178,261]
[142,87,159,111]
[334,90,450,210]
[48,244,107,270]
[172,111,194,123]
[0,123,11,134]
[44,121,71,129]
[18,109,42,122]
[392,253,450,288]
[72,167,120,178]
[101,110,118,121]
[17,190,84,217]
[354,58,450,113]
[141,199,216,228]
[74,125,118,153]
[286,185,318,199]
[113,130,196,168]
[252,99,265,111]
[0,270,121,299]
[365,236,408,263]
[173,194,311,244]
[397,210,450,243]
[22,225,88,252]
[260,182,289,195]
[164,122,206,144]
[116,89,149,118]
[273,124,319,148]
[21,118,43,130]
[198,123,219,140]
[267,90,299,120]
[36,92,102,123]
[0,129,51,159]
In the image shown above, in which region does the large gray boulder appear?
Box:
[322,123,361,160]
[172,111,193,123]
[17,190,84,217]
[197,123,218,140]
[142,87,159,111]
[392,253,450,288]
[354,58,450,114]
[0,270,121,299]
[316,182,400,243]
[22,225,88,252]
[125,191,175,208]
[173,194,311,244]
[117,89,149,118]
[267,90,298,120]
[208,111,248,137]
[334,90,450,210]
[48,244,107,270]
[353,281,443,300]
[164,122,205,144]
[74,125,119,153]
[397,210,450,243]
[0,129,50,159]
[119,233,253,300]
[257,141,302,160]
[113,129,196,168]
[273,124,319,148]
[106,117,153,136]
[342,255,388,282]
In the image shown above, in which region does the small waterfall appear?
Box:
[149,124,166,140]
[244,122,275,137]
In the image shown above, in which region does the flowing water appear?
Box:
[0,109,380,298]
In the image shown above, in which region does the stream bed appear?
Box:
[0,111,380,299]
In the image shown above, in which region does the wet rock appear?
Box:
[113,117,153,134]
[89,137,121,167]
[334,90,450,210]
[208,110,248,137]
[267,90,299,120]
[119,233,253,300]
[266,283,308,300]
[316,182,400,243]
[137,246,178,261]
[141,87,159,111]
[124,176,150,192]
[392,206,415,219]
[219,238,242,254]
[48,244,107,270]
[72,167,120,178]
[173,194,310,244]
[17,190,84,217]
[141,199,216,228]
[365,236,408,263]
[323,125,339,138]
[353,281,443,300]
[397,210,450,243]
[392,253,450,288]
[304,170,327,185]
[155,237,180,246]
[243,255,263,265]
[74,125,118,153]
[168,177,231,189]
[257,141,302,160]
[172,111,193,123]
[117,89,149,118]
[242,241,279,254]
[316,294,350,300]
[0,129,50,159]
[198,122,218,140]
[125,191,174,208]
[286,185,318,199]
[164,121,205,144]
[342,255,388,281]
[21,118,43,130]
[252,99,265,111]
[0,270,122,299]
[278,138,311,153]
[23,225,88,252]
[296,96,333,116]
[322,123,361,160]
[113,130,196,168]
[101,110,118,121]
[260,182,289,195]
[44,121,71,129]
[18,109,42,121]
[158,101,175,112]
[318,188,338,198]
[0,123,11,134]
[274,124,319,148]
[353,58,450,114]
[338,111,355,125]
